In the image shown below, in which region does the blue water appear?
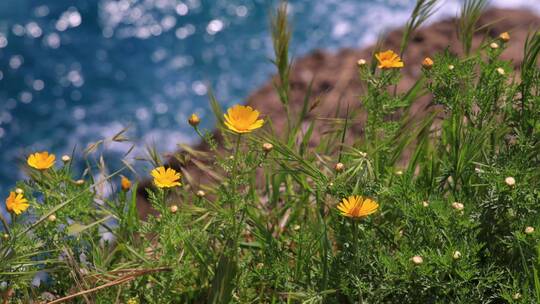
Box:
[0,0,538,208]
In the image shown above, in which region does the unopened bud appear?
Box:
[453,251,462,260]
[422,57,434,69]
[499,32,510,42]
[448,64,455,70]
[422,201,429,208]
[395,170,403,176]
[188,113,200,127]
[334,162,345,172]
[48,214,57,222]
[505,176,515,187]
[451,202,464,211]
[525,226,535,235]
[170,205,178,213]
[75,179,85,185]
[15,188,23,194]
[121,175,132,191]
[2,234,9,240]
[262,143,273,153]
[411,255,423,265]
[61,155,71,163]
[512,293,521,300]
[357,59,367,67]
[196,190,206,198]
[496,67,505,76]
[490,42,499,49]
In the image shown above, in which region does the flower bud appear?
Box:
[356,59,367,67]
[411,255,423,265]
[48,214,57,222]
[496,67,505,76]
[525,226,535,235]
[421,201,429,208]
[395,170,403,176]
[448,64,455,70]
[505,176,515,187]
[490,42,499,49]
[121,175,132,191]
[15,188,23,194]
[293,224,301,231]
[334,162,345,172]
[512,293,521,300]
[451,202,464,211]
[262,143,273,153]
[499,32,510,42]
[359,151,367,158]
[170,205,178,213]
[452,251,462,260]
[196,190,206,198]
[2,234,9,240]
[61,155,71,163]
[188,113,200,127]
[422,57,434,69]
[75,179,85,185]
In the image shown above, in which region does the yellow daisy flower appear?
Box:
[337,195,379,218]
[120,175,132,191]
[375,50,404,69]
[223,105,264,134]
[5,191,29,215]
[151,166,181,188]
[27,151,56,170]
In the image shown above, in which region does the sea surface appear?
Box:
[0,0,539,208]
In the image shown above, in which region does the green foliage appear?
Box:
[1,1,539,303]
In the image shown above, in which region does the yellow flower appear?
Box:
[337,195,379,218]
[27,151,55,170]
[151,166,181,188]
[223,105,264,133]
[5,191,29,215]
[375,50,404,69]
[120,175,132,191]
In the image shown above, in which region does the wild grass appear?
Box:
[1,0,540,303]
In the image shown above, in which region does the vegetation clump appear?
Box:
[1,0,540,303]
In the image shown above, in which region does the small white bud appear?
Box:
[452,251,462,260]
[357,59,367,67]
[422,201,429,208]
[262,143,273,153]
[496,67,505,76]
[48,214,57,222]
[490,42,499,49]
[451,202,464,211]
[448,64,455,70]
[505,176,515,187]
[61,155,71,163]
[411,255,423,265]
[525,226,535,235]
[15,188,23,194]
[196,190,206,198]
[170,205,178,213]
[334,162,345,172]
[512,293,521,300]
[395,170,403,176]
